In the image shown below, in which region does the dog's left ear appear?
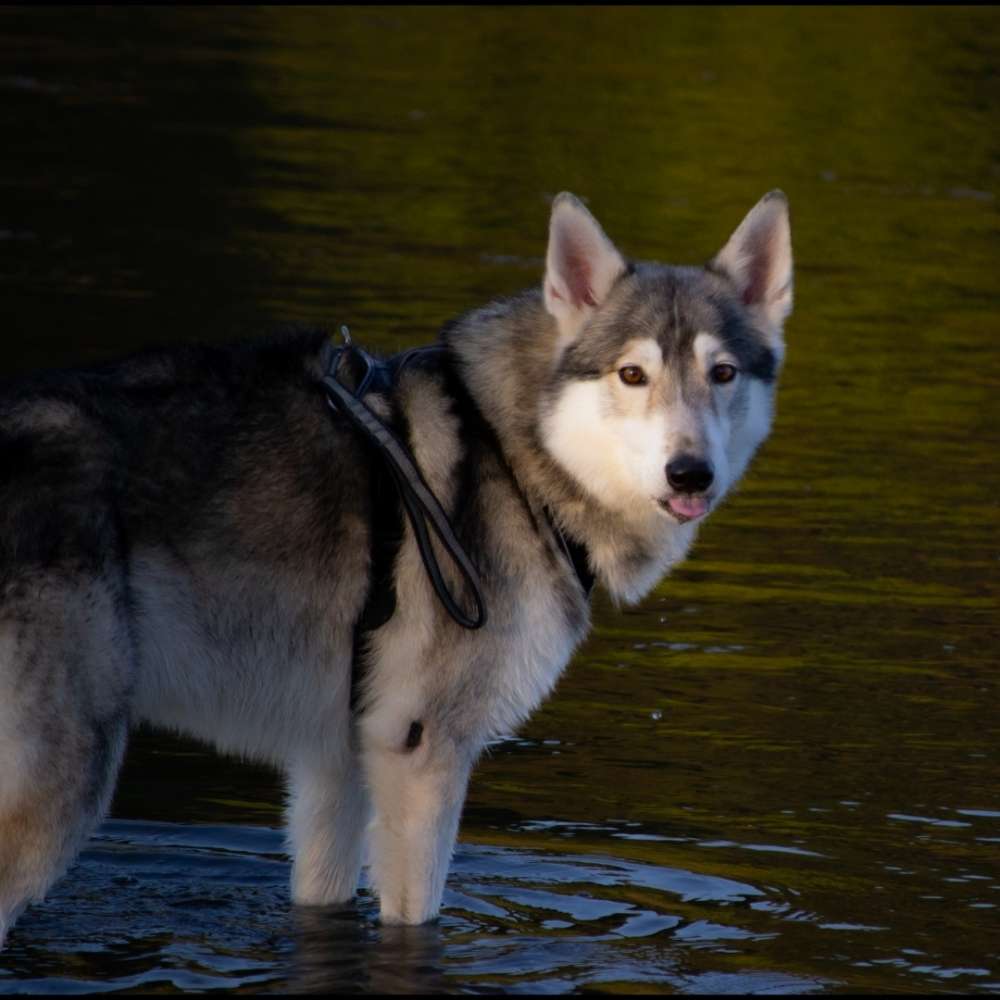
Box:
[544,193,626,348]
[711,190,793,339]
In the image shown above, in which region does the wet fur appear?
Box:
[0,191,791,941]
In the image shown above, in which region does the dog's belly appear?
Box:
[128,550,355,766]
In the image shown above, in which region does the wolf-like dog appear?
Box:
[0,191,792,943]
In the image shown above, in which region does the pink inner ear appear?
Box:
[741,230,774,306]
[562,250,597,308]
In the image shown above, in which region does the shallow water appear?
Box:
[1,6,998,994]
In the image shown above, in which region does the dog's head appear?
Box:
[540,191,792,526]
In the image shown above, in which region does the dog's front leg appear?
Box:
[287,754,369,907]
[362,722,474,925]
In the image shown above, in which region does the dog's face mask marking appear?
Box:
[540,192,793,524]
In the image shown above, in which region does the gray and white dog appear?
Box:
[0,191,792,943]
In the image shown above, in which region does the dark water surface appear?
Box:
[1,7,998,994]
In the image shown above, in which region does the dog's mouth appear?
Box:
[658,494,712,523]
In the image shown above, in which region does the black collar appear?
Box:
[545,508,596,597]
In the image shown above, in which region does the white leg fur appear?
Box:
[363,740,472,925]
[287,757,369,906]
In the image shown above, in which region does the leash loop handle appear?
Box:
[322,347,488,631]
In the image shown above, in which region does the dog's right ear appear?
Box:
[710,190,793,342]
[544,193,626,348]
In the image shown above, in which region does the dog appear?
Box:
[0,190,792,943]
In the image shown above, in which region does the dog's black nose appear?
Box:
[666,455,714,494]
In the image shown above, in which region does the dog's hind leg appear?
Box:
[361,722,474,925]
[0,573,133,948]
[287,752,369,906]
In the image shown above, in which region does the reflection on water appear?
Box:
[1,4,998,994]
[2,821,824,994]
[5,815,996,993]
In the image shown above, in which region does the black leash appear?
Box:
[321,331,488,632]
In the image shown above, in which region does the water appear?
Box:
[1,6,998,993]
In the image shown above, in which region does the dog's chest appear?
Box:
[496,576,588,727]
[365,543,589,748]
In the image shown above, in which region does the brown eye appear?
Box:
[711,363,738,384]
[619,365,647,386]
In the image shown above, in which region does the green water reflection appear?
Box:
[1,5,998,993]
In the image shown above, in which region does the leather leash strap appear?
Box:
[321,341,488,631]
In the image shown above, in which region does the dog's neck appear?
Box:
[442,289,697,606]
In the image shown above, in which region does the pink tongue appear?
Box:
[668,495,709,519]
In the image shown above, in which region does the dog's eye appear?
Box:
[710,363,738,384]
[618,365,647,386]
